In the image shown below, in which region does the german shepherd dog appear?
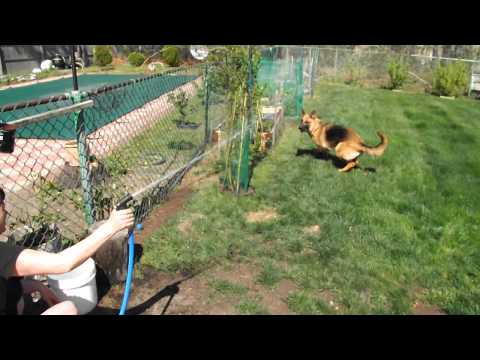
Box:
[299,110,388,172]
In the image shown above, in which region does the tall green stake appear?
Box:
[237,46,254,193]
[295,49,304,118]
[203,63,210,145]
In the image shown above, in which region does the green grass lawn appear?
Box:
[142,81,480,314]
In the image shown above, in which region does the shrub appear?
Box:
[93,45,113,67]
[387,56,409,89]
[432,62,469,97]
[161,46,181,67]
[168,90,189,123]
[36,69,59,80]
[128,51,146,67]
[343,56,366,86]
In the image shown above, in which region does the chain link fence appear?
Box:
[0,47,300,254]
[306,47,480,93]
[0,64,225,250]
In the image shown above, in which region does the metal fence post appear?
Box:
[204,63,210,145]
[310,47,319,98]
[0,46,7,76]
[334,46,339,76]
[71,91,95,226]
[295,51,304,118]
[309,48,314,98]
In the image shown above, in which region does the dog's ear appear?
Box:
[309,111,316,118]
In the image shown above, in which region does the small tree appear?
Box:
[162,46,181,67]
[128,52,146,67]
[168,90,189,125]
[94,45,113,67]
[432,62,469,97]
[343,55,366,86]
[387,56,408,89]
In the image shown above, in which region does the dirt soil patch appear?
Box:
[316,289,341,312]
[246,209,279,223]
[92,150,296,315]
[412,301,446,315]
[134,186,193,245]
[177,213,206,235]
[208,263,298,315]
[304,225,321,235]
[94,261,299,315]
[134,151,219,245]
[410,287,446,315]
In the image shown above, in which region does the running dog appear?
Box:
[298,110,388,172]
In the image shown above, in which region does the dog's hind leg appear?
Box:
[338,159,359,172]
[335,142,360,172]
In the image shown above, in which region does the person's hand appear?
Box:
[20,279,60,307]
[0,123,16,131]
[38,285,61,307]
[107,208,135,233]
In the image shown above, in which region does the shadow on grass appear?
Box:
[247,151,268,188]
[296,148,376,173]
[91,243,212,316]
[91,270,200,316]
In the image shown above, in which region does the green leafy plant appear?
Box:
[260,83,275,99]
[36,69,62,80]
[343,56,366,86]
[261,120,273,133]
[280,86,295,118]
[94,45,113,67]
[92,185,114,221]
[128,51,146,67]
[162,46,181,67]
[104,156,129,177]
[30,177,66,229]
[236,299,270,315]
[168,90,190,125]
[167,140,194,151]
[387,56,409,89]
[207,47,263,192]
[432,62,469,97]
[196,84,207,105]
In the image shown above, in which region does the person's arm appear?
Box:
[0,124,17,131]
[10,208,134,277]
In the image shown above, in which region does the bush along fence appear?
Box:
[0,46,311,253]
[210,46,310,194]
[300,46,480,97]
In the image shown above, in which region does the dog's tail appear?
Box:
[360,132,388,157]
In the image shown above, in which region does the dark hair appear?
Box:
[0,187,5,204]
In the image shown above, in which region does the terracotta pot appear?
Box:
[260,131,273,152]
[212,130,222,144]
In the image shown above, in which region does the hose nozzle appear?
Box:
[116,193,133,211]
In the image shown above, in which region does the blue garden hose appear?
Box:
[116,194,142,316]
